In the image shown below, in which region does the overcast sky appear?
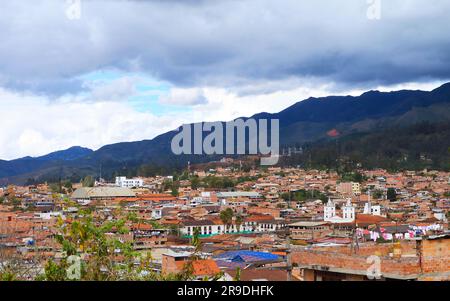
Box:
[0,0,449,160]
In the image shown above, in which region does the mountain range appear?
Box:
[1,83,450,185]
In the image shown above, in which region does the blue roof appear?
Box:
[214,251,280,263]
[214,260,247,269]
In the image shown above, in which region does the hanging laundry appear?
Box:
[356,228,364,237]
[370,231,380,242]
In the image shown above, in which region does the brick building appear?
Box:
[292,234,450,281]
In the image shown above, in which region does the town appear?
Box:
[0,158,448,281]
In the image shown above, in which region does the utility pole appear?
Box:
[288,189,291,209]
[286,234,292,281]
[58,163,63,193]
[350,224,359,254]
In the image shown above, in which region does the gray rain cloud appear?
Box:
[0,0,450,95]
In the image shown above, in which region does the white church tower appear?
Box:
[324,198,336,221]
[342,198,355,221]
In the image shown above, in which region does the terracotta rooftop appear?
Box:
[355,214,389,226]
[244,215,275,222]
[175,259,221,276]
[131,223,153,231]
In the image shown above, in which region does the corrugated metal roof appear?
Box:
[214,250,280,262]
[288,221,329,227]
[71,187,136,199]
[217,192,261,198]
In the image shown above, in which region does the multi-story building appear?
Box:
[288,221,332,241]
[337,182,361,195]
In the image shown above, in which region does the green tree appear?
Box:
[11,198,21,210]
[82,176,95,187]
[190,176,200,190]
[38,211,206,281]
[168,224,180,236]
[282,189,327,203]
[387,188,397,202]
[43,260,68,281]
[235,214,244,232]
[49,183,62,193]
[176,227,201,281]
[43,214,138,281]
[126,212,139,223]
[191,227,202,253]
[63,180,73,193]
[220,208,234,231]
[171,182,179,197]
[233,267,242,281]
[372,189,384,199]
[203,176,236,189]
[0,271,17,281]
[340,172,365,183]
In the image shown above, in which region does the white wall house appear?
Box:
[151,209,163,220]
[181,220,286,236]
[433,209,448,222]
[363,202,381,216]
[189,197,204,207]
[115,176,144,188]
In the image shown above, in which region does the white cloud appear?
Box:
[0,82,331,159]
[159,88,208,106]
[0,87,185,160]
[0,78,446,160]
[88,77,136,102]
[0,0,449,162]
[0,0,449,95]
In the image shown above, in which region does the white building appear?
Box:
[324,199,336,221]
[324,198,355,223]
[363,191,382,216]
[180,219,286,236]
[189,197,204,207]
[34,211,64,220]
[433,209,448,222]
[115,176,144,188]
[151,208,163,220]
[363,202,381,216]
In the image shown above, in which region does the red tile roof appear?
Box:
[131,223,153,231]
[244,215,275,222]
[355,214,389,226]
[175,259,221,276]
